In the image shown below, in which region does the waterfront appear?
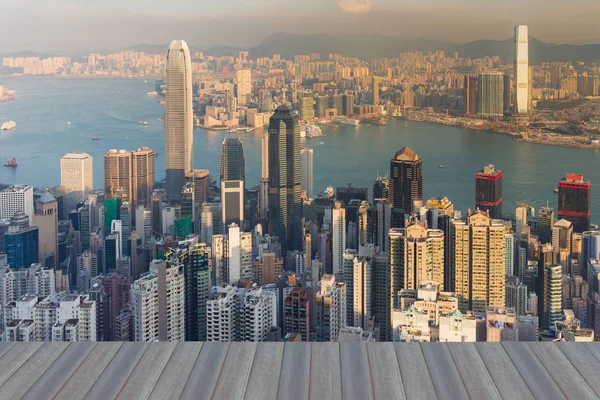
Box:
[1,76,600,218]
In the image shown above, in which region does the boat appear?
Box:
[439,165,444,169]
[91,137,100,141]
[147,91,158,96]
[144,80,148,84]
[66,121,71,125]
[1,120,16,130]
[138,121,148,126]
[554,187,559,193]
[3,157,17,167]
[331,117,360,126]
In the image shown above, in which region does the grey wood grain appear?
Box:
[245,342,284,400]
[367,342,405,400]
[557,342,600,397]
[393,343,437,400]
[180,342,230,400]
[309,342,342,400]
[447,343,502,400]
[278,343,311,400]
[0,342,41,386]
[340,342,374,400]
[149,342,203,400]
[421,343,469,400]
[211,342,257,400]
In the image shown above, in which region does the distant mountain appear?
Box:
[122,44,170,54]
[0,50,55,58]
[121,43,243,58]
[250,33,600,64]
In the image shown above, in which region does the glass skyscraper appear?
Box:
[389,146,423,214]
[477,72,504,118]
[220,137,246,183]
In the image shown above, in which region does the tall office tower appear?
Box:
[261,132,269,178]
[475,164,503,219]
[220,137,245,183]
[552,219,573,274]
[315,274,347,342]
[332,202,346,276]
[268,106,302,254]
[464,75,478,115]
[315,96,328,118]
[165,40,193,202]
[4,212,39,269]
[206,284,240,342]
[452,210,506,312]
[558,174,591,233]
[284,287,313,341]
[221,180,244,229]
[185,244,210,341]
[503,75,512,113]
[104,149,132,202]
[185,169,209,206]
[514,25,529,115]
[393,222,445,291]
[538,207,555,245]
[372,176,389,203]
[342,94,354,116]
[505,232,515,277]
[390,146,423,213]
[33,190,58,268]
[131,147,155,207]
[60,152,93,209]
[241,287,277,341]
[212,224,253,285]
[505,276,528,315]
[79,251,98,284]
[299,96,314,121]
[200,203,221,246]
[330,94,343,116]
[119,202,132,255]
[104,233,120,272]
[132,259,185,342]
[477,72,504,118]
[300,148,314,199]
[515,202,529,239]
[582,231,600,279]
[0,184,34,224]
[372,76,380,106]
[542,264,563,331]
[236,69,251,105]
[342,250,357,325]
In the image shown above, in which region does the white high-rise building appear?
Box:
[241,287,276,341]
[60,152,93,207]
[0,184,33,224]
[353,257,372,329]
[315,274,347,342]
[514,25,529,115]
[332,202,346,276]
[206,284,240,342]
[211,224,253,285]
[261,132,269,179]
[505,232,515,277]
[300,148,314,199]
[165,40,193,202]
[132,260,185,342]
[111,220,123,258]
[236,69,252,105]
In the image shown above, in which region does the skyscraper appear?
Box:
[475,164,503,219]
[390,146,423,213]
[299,97,314,121]
[165,40,193,202]
[185,244,210,341]
[478,72,504,118]
[131,147,155,207]
[220,137,245,183]
[514,25,529,115]
[538,207,555,245]
[300,148,314,199]
[332,202,346,276]
[104,149,132,202]
[315,274,346,342]
[236,69,251,105]
[221,180,244,229]
[4,212,39,269]
[0,184,34,225]
[558,174,591,233]
[372,76,380,106]
[268,105,302,254]
[464,75,478,115]
[60,152,93,209]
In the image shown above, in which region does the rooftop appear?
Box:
[0,342,598,399]
[393,146,420,162]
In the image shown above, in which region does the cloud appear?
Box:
[337,0,373,14]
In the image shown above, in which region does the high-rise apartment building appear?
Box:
[284,287,313,341]
[165,40,193,202]
[241,287,276,341]
[211,224,252,285]
[220,137,245,183]
[464,75,478,115]
[332,202,346,276]
[0,184,34,225]
[477,72,504,118]
[132,259,185,342]
[200,203,221,246]
[300,147,314,199]
[268,105,302,253]
[315,274,346,342]
[544,264,563,331]
[60,152,93,208]
[558,174,591,233]
[475,164,502,219]
[185,244,210,341]
[206,284,240,342]
[452,210,506,312]
[514,25,529,115]
[505,276,528,316]
[236,69,251,105]
[299,96,314,121]
[372,76,380,106]
[390,146,423,213]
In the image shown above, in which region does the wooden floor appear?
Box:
[0,342,598,399]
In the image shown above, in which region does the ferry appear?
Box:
[1,120,16,130]
[3,157,17,167]
[331,117,360,126]
[138,121,148,126]
[91,137,100,141]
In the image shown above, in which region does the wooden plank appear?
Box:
[53,343,123,400]
[393,343,437,400]
[340,342,373,400]
[420,343,469,400]
[474,343,534,400]
[502,342,566,400]
[584,343,600,363]
[557,342,600,397]
[366,342,404,400]
[85,342,149,400]
[211,342,257,400]
[0,343,15,360]
[0,342,41,386]
[149,343,203,400]
[0,342,69,399]
[22,342,97,400]
[278,343,311,400]
[116,342,177,400]
[180,342,230,400]
[447,343,502,400]
[245,342,284,400]
[528,343,596,399]
[309,342,342,400]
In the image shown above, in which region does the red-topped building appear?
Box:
[558,174,591,233]
[475,164,503,219]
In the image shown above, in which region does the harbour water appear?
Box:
[1,76,600,218]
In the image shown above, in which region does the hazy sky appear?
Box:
[2,0,599,54]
